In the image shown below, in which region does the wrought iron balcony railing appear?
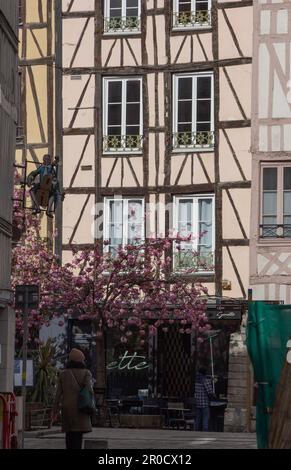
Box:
[260,224,291,238]
[103,134,143,153]
[173,131,214,150]
[174,250,214,272]
[173,10,212,29]
[104,16,141,33]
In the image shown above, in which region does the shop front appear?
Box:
[67,298,245,415]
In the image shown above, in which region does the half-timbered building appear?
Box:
[250,0,291,304]
[17,0,56,241]
[57,0,253,430]
[0,0,18,393]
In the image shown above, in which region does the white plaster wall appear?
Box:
[276,8,288,34]
[259,125,268,151]
[260,10,271,34]
[272,69,291,118]
[251,285,265,301]
[258,43,269,119]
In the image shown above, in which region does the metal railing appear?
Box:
[173,131,214,150]
[173,10,212,29]
[103,134,143,153]
[103,16,141,33]
[260,224,291,238]
[174,250,214,272]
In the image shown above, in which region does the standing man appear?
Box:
[195,367,216,432]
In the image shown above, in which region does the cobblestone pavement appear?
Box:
[24,428,257,449]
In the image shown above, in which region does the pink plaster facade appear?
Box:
[59,1,252,302]
[56,0,256,433]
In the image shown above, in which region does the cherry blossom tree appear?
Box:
[12,176,210,403]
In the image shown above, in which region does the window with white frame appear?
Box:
[174,195,215,271]
[104,0,141,34]
[173,73,214,151]
[104,198,144,254]
[103,78,143,153]
[261,165,291,238]
[173,0,212,29]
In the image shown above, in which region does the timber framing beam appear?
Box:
[0,9,18,51]
[219,120,251,129]
[0,217,12,238]
[64,184,216,195]
[62,57,252,75]
[20,56,55,66]
[24,22,48,29]
[223,239,249,246]
[62,11,95,19]
[217,1,253,9]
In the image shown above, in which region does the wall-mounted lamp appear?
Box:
[222,280,232,291]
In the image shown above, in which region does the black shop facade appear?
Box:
[67,297,246,401]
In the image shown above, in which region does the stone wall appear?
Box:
[224,327,252,432]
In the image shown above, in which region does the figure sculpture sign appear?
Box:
[27,154,61,218]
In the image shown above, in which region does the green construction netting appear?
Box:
[246,301,291,449]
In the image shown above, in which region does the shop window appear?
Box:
[172,72,214,151]
[103,77,143,153]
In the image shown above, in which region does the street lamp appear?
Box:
[15,285,39,448]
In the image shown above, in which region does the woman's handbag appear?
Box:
[71,371,96,415]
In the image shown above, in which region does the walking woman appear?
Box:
[52,348,93,449]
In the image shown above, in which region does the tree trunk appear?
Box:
[95,330,107,426]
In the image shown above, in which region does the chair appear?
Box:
[183,398,196,430]
[142,398,160,415]
[167,402,186,430]
[106,400,121,428]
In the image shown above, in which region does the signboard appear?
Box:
[207,304,242,321]
[14,359,34,387]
